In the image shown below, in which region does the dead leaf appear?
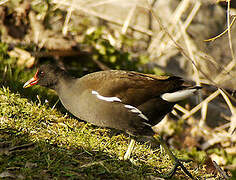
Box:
[8,47,35,68]
[204,156,217,175]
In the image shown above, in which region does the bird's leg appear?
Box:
[153,135,194,179]
[123,138,136,160]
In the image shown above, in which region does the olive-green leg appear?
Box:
[124,138,136,160]
[154,136,194,179]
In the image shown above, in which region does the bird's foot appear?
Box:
[154,136,194,179]
[160,158,193,179]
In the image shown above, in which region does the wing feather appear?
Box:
[80,70,184,106]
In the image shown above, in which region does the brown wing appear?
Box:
[80,70,184,106]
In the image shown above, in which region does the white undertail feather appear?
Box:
[161,88,199,102]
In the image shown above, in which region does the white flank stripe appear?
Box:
[92,90,121,102]
[142,122,152,127]
[124,105,149,121]
[161,89,198,102]
[124,105,134,109]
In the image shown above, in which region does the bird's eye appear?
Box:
[39,71,44,76]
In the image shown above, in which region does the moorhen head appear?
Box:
[24,64,201,178]
[23,65,69,89]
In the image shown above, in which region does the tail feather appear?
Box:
[161,86,202,102]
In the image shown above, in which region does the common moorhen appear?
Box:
[24,64,201,179]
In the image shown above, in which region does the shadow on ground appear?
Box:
[0,128,165,179]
